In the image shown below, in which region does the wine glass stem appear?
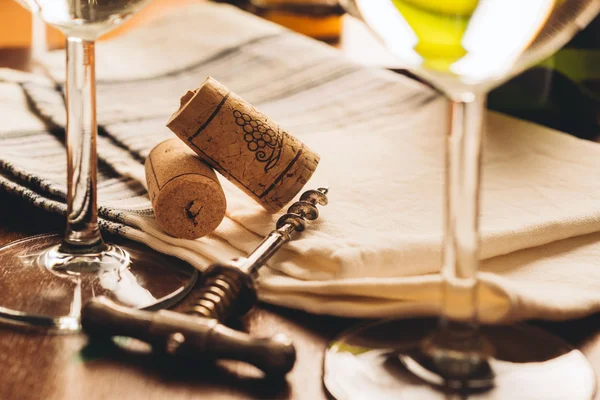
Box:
[440,93,484,332]
[60,37,106,254]
[31,14,47,63]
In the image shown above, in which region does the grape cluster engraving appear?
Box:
[234,110,284,172]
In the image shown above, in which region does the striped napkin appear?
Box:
[3,3,600,323]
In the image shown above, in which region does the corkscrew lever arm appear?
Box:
[242,187,329,275]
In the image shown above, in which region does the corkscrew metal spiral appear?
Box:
[187,187,329,322]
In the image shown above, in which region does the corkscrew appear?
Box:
[187,187,329,322]
[80,187,328,376]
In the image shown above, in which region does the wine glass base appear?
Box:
[0,233,198,333]
[324,318,596,399]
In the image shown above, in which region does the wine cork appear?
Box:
[166,77,319,213]
[145,138,227,239]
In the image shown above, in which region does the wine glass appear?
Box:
[325,0,600,398]
[0,0,198,332]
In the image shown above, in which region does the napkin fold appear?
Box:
[2,3,600,322]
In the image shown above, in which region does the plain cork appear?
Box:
[145,138,227,239]
[166,77,319,213]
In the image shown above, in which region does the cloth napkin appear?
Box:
[2,3,600,323]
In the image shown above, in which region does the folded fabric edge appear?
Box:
[257,284,511,324]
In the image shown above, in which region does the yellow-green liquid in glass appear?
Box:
[391,0,476,72]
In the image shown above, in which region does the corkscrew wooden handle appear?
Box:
[81,297,296,376]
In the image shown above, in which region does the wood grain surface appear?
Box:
[1,3,600,399]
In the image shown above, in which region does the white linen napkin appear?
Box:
[2,3,600,323]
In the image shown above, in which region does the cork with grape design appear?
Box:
[167,77,319,212]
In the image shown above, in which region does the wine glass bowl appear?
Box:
[325,1,600,398]
[342,0,600,96]
[16,0,152,40]
[0,0,198,332]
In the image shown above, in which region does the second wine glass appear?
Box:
[325,0,600,398]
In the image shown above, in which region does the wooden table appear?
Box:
[2,4,600,400]
[0,193,355,400]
